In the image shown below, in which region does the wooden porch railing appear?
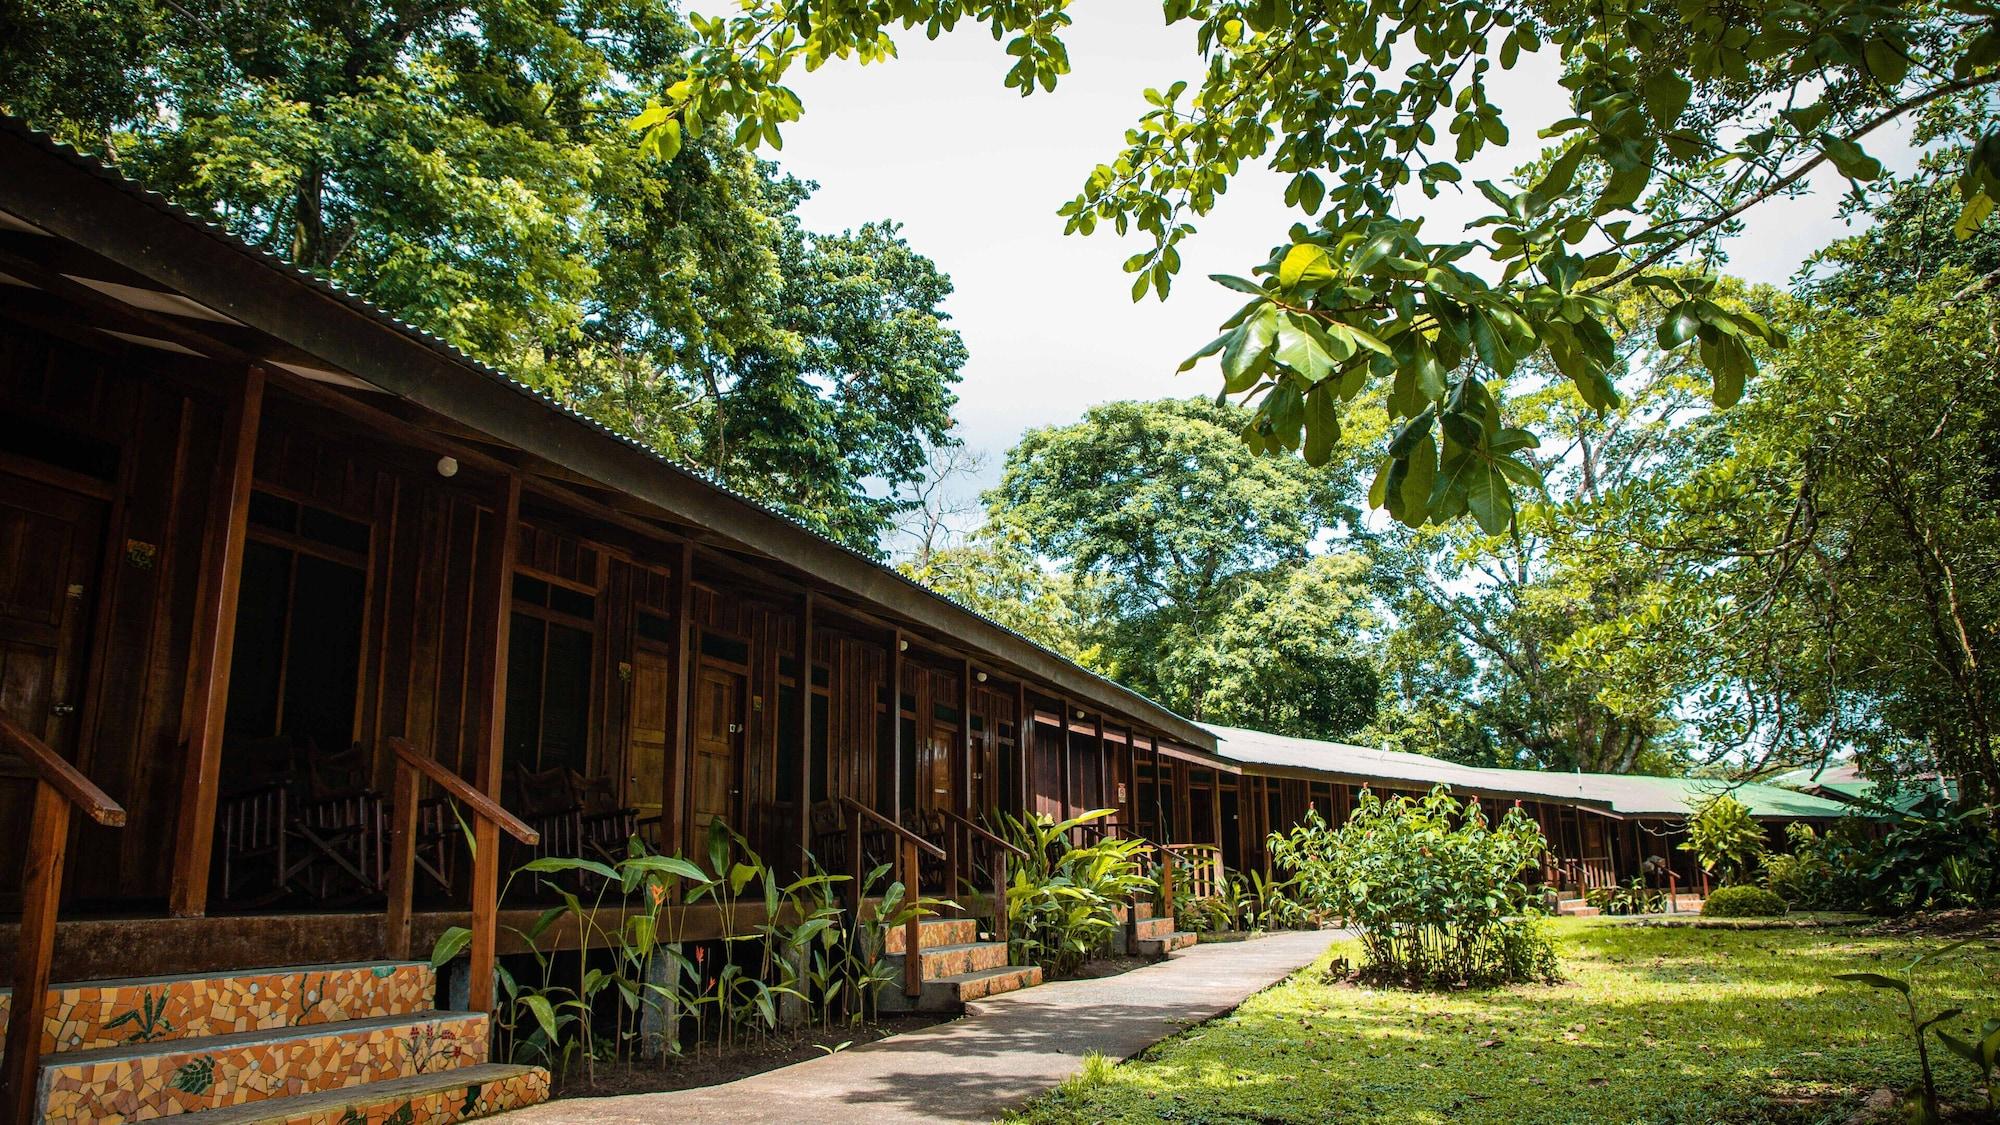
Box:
[381,737,538,1014]
[1,712,126,1125]
[1163,842,1225,901]
[840,798,944,1000]
[939,809,1026,942]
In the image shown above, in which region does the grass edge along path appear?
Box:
[1011,917,1998,1124]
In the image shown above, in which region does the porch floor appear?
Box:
[493,927,1344,1124]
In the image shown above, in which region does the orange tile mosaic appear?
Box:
[36,1010,489,1122]
[0,962,433,1058]
[205,1065,551,1125]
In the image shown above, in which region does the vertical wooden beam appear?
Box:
[1125,726,1138,835]
[890,629,903,821]
[1093,713,1106,817]
[466,474,521,1013]
[1057,697,1073,821]
[382,757,421,959]
[4,783,70,1123]
[169,366,265,917]
[667,541,694,852]
[798,590,814,860]
[1016,683,1031,815]
[960,658,974,819]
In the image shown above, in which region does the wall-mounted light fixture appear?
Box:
[975,671,988,683]
[436,455,459,478]
[898,638,909,652]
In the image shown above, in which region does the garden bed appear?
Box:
[548,1013,953,1100]
[1013,917,1996,1123]
[1626,911,1872,929]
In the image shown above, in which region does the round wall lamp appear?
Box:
[436,455,459,478]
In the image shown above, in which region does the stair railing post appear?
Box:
[383,756,421,960]
[848,815,863,920]
[902,838,923,1000]
[5,781,70,1125]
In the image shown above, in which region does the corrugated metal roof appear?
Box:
[1203,724,1861,820]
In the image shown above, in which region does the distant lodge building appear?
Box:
[0,115,1858,1119]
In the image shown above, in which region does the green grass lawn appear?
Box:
[1015,918,1999,1124]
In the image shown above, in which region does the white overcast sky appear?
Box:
[755,8,1902,495]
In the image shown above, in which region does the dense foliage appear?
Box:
[630,0,1997,534]
[1700,884,1787,917]
[1268,788,1557,987]
[980,397,1380,740]
[0,0,966,553]
[1679,794,1767,886]
[996,809,1155,978]
[1767,800,2000,914]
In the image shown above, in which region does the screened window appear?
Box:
[506,573,596,776]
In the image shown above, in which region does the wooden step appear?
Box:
[1558,902,1602,917]
[1137,931,1197,958]
[0,961,434,1060]
[883,941,1009,980]
[880,917,979,955]
[174,1062,548,1125]
[37,1009,488,1122]
[884,963,1044,1012]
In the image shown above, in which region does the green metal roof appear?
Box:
[1203,724,1866,820]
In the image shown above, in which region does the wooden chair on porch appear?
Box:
[510,764,639,869]
[215,738,386,905]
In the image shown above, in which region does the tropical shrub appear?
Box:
[1678,794,1765,886]
[1767,800,2000,915]
[1701,885,1788,917]
[1836,941,1985,1124]
[997,809,1154,977]
[1267,787,1558,988]
[431,818,929,1085]
[1230,868,1312,931]
[1587,877,1664,916]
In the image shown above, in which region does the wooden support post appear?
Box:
[902,838,923,1000]
[890,629,903,822]
[668,541,694,853]
[960,658,973,819]
[798,591,814,862]
[382,757,421,959]
[1017,684,1031,816]
[169,366,265,917]
[4,782,70,1124]
[1057,697,1073,823]
[467,475,521,1014]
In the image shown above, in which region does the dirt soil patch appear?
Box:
[1863,908,2000,938]
[549,1014,953,1099]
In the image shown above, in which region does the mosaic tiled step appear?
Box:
[0,961,434,1058]
[1134,916,1178,942]
[1137,930,1198,958]
[929,964,1043,1007]
[174,1063,549,1125]
[883,940,1009,981]
[880,916,978,955]
[37,1010,489,1123]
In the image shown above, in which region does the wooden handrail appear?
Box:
[840,797,945,860]
[939,809,1026,859]
[0,711,124,826]
[386,737,538,845]
[382,737,537,1016]
[2,714,127,1124]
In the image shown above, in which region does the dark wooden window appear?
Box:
[506,574,597,776]
[224,491,368,766]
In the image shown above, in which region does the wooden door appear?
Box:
[687,662,743,853]
[626,647,671,832]
[922,723,954,816]
[0,471,106,900]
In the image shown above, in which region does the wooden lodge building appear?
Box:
[0,117,1856,1121]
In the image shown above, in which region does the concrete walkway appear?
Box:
[498,928,1342,1124]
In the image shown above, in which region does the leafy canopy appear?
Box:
[0,0,965,554]
[629,0,1999,533]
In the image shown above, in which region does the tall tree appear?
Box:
[984,397,1374,737]
[629,0,1994,529]
[0,0,965,553]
